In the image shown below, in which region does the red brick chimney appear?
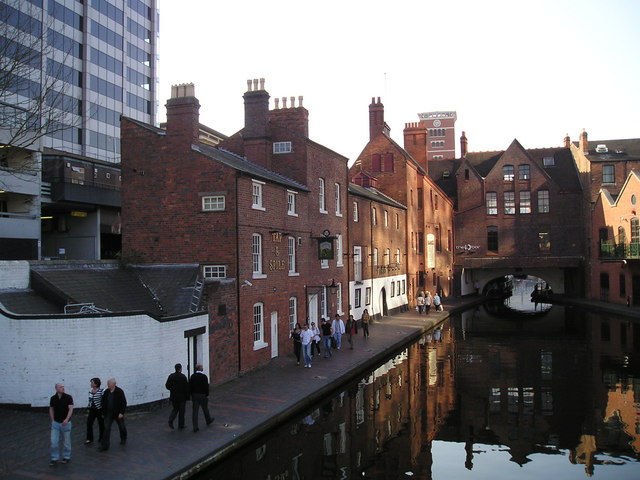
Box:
[369,97,389,140]
[165,83,200,143]
[243,78,271,168]
[269,95,309,137]
[579,129,588,154]
[563,133,571,148]
[403,121,428,173]
[460,131,468,158]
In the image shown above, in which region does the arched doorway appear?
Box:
[380,287,388,317]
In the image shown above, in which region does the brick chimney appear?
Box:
[243,78,271,168]
[403,121,428,173]
[579,129,589,154]
[165,83,200,143]
[369,97,389,140]
[563,133,571,148]
[269,94,309,137]
[460,131,468,158]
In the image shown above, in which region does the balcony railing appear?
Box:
[600,241,640,259]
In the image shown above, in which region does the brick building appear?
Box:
[590,170,640,306]
[121,81,348,384]
[348,181,408,320]
[430,139,585,296]
[350,98,455,305]
[404,111,457,162]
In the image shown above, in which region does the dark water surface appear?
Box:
[196,303,640,479]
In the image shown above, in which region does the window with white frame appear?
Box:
[203,265,226,279]
[252,234,264,276]
[504,191,515,215]
[538,190,550,213]
[321,286,328,318]
[253,303,266,348]
[273,141,292,154]
[391,281,395,297]
[385,248,391,265]
[372,207,377,225]
[202,195,225,211]
[287,190,297,216]
[355,288,362,308]
[336,282,343,314]
[336,234,343,266]
[289,297,297,331]
[319,178,326,212]
[252,180,265,210]
[486,192,497,215]
[365,287,371,305]
[395,248,401,264]
[335,183,342,216]
[353,201,359,222]
[520,191,531,214]
[373,248,378,266]
[288,236,297,274]
[384,210,388,227]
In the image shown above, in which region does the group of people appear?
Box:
[49,363,213,467]
[290,309,371,368]
[416,291,442,314]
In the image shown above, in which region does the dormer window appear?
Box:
[543,156,555,166]
[273,141,292,154]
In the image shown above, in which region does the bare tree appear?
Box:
[0,0,79,181]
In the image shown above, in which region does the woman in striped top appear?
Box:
[85,377,104,444]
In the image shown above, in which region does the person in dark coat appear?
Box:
[166,363,189,429]
[189,363,213,432]
[99,378,127,451]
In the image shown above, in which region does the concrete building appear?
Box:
[430,139,585,297]
[121,80,349,383]
[351,98,455,306]
[0,0,158,259]
[348,181,408,320]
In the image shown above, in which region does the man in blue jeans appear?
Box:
[49,383,74,466]
[321,318,333,358]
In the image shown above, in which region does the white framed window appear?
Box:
[384,210,389,227]
[395,248,401,264]
[538,190,550,213]
[252,180,265,210]
[353,201,359,222]
[373,248,378,266]
[319,178,327,213]
[543,156,555,166]
[486,192,497,215]
[253,303,267,349]
[321,286,328,318]
[203,265,226,279]
[365,287,371,305]
[391,281,395,297]
[287,190,297,216]
[372,207,377,225]
[504,191,515,215]
[252,234,265,278]
[336,282,343,314]
[336,234,343,266]
[273,141,292,154]
[385,248,391,265]
[289,297,297,331]
[519,191,531,214]
[354,288,362,308]
[335,183,342,216]
[202,195,225,211]
[288,236,298,275]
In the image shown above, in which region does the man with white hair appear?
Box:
[49,383,73,466]
[99,378,127,451]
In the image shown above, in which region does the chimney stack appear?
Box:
[243,78,270,139]
[564,133,571,148]
[165,83,200,143]
[460,131,468,158]
[369,97,386,141]
[579,129,589,154]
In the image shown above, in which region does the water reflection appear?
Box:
[197,306,640,479]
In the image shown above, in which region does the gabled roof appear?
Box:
[349,183,407,210]
[192,144,309,192]
[121,116,167,135]
[598,169,640,207]
[383,132,428,176]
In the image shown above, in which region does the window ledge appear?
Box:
[252,273,267,279]
[253,341,269,351]
[288,272,300,277]
[335,213,343,217]
[319,209,328,214]
[252,205,266,211]
[287,212,298,217]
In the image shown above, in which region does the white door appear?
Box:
[308,294,318,325]
[270,311,278,358]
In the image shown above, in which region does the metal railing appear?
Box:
[600,241,640,259]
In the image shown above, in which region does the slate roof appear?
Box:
[0,289,60,315]
[572,138,640,161]
[348,183,407,210]
[130,264,201,316]
[193,144,309,192]
[427,160,460,200]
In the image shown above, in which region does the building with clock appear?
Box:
[403,111,457,163]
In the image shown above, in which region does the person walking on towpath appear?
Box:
[189,363,213,432]
[361,309,371,338]
[49,383,73,467]
[85,377,103,445]
[346,314,358,349]
[166,363,190,430]
[300,323,314,368]
[99,378,127,451]
[321,318,333,358]
[332,314,345,349]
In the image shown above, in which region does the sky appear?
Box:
[157,0,640,164]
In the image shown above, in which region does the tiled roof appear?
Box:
[348,183,407,210]
[193,144,309,192]
[130,264,201,316]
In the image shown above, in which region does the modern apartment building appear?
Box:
[0,0,158,259]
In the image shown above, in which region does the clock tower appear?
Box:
[418,111,457,161]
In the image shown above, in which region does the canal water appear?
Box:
[197,295,640,479]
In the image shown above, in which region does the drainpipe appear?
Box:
[370,200,376,319]
[235,172,242,373]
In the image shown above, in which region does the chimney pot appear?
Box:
[377,97,381,103]
[274,97,279,109]
[298,95,303,107]
[259,78,265,90]
[253,79,259,91]
[282,96,287,108]
[247,79,252,91]
[290,96,295,108]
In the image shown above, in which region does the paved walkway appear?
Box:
[1,293,634,479]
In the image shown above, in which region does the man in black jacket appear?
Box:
[166,363,189,429]
[99,378,127,450]
[189,363,213,432]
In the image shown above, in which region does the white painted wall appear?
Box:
[0,261,30,289]
[0,311,209,407]
[349,273,408,320]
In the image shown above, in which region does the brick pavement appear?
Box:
[0,296,476,480]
